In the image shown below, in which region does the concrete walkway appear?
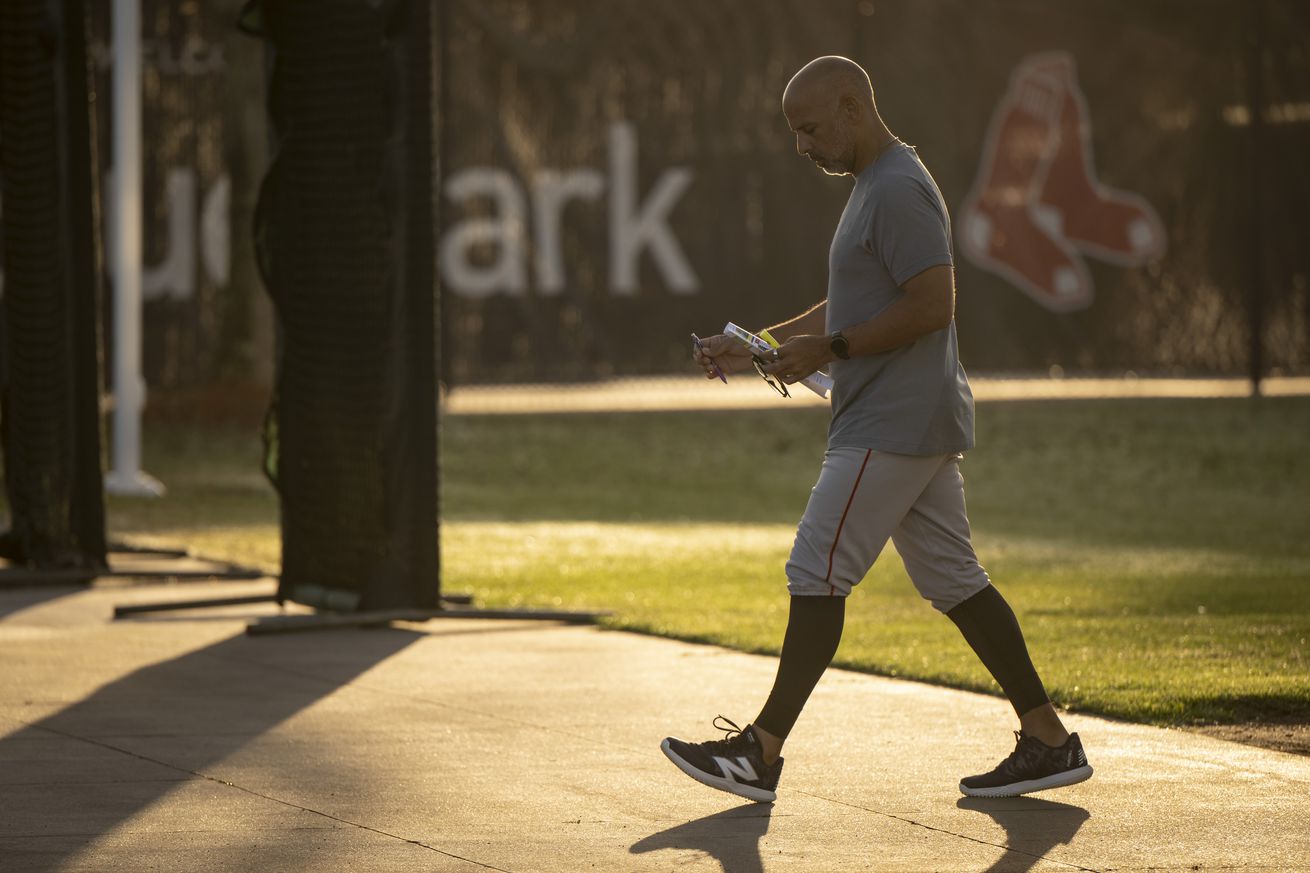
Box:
[2,580,1307,872]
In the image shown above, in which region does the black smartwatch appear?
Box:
[829,330,851,360]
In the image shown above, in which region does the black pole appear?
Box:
[1246,0,1267,398]
[402,0,441,606]
[436,0,454,394]
[62,0,110,565]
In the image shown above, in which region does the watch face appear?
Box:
[831,333,850,359]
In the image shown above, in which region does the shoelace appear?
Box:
[703,715,750,754]
[713,715,745,738]
[1001,730,1047,774]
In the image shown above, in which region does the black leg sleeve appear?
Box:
[947,584,1051,716]
[754,595,846,740]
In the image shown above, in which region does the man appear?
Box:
[662,56,1092,802]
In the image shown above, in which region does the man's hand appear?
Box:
[692,333,754,378]
[760,334,833,384]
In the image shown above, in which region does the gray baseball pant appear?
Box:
[785,447,991,610]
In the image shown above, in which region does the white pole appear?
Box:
[105,0,164,497]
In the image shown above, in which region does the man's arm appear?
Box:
[762,265,955,382]
[841,265,954,355]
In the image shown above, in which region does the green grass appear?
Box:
[64,397,1310,725]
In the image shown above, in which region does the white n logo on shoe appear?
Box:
[714,756,759,783]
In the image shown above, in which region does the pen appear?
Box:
[691,333,727,383]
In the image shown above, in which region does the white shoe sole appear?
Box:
[660,738,776,803]
[959,764,1094,798]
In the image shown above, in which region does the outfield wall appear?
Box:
[437,0,1309,383]
[0,0,1306,402]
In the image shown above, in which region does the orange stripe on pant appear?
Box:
[824,448,873,595]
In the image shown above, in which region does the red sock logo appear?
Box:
[960,53,1165,312]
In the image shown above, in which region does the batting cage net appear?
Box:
[0,0,108,571]
[245,0,440,610]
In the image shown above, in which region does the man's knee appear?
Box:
[908,564,991,613]
[785,560,854,598]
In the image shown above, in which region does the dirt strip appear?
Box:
[1188,722,1310,757]
[445,375,1310,415]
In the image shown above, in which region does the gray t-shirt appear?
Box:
[824,144,974,455]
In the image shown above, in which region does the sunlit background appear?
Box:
[2,0,1305,418]
[1,4,1309,870]
[0,0,1307,743]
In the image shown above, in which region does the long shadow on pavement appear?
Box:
[0,585,84,621]
[0,627,423,873]
[630,804,773,873]
[956,796,1090,873]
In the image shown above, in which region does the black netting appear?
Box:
[3,0,1303,412]
[248,0,439,611]
[434,0,1309,381]
[0,0,108,570]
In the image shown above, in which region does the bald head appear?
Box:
[782,56,875,116]
[782,56,887,177]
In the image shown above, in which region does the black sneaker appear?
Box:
[661,716,783,803]
[960,730,1093,797]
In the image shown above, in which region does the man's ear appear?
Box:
[840,94,862,121]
